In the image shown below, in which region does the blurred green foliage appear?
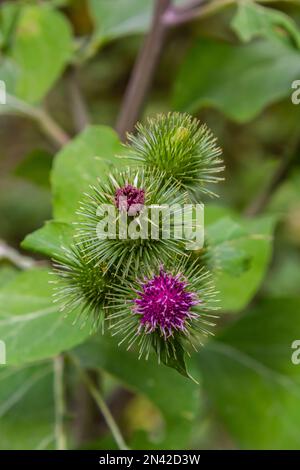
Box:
[0,0,300,450]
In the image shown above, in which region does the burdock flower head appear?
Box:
[76,168,188,277]
[115,184,145,216]
[107,257,219,375]
[52,243,109,330]
[135,268,199,338]
[126,112,224,197]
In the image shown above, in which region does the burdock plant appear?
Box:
[75,168,188,277]
[54,112,224,379]
[106,259,218,379]
[126,112,224,197]
[52,243,109,330]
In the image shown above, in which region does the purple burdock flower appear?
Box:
[133,269,199,338]
[115,184,145,216]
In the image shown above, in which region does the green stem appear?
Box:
[69,354,128,450]
[3,94,70,148]
[37,108,70,148]
[54,355,67,450]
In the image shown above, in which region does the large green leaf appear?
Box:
[14,149,53,189]
[0,268,91,366]
[0,362,55,449]
[22,220,75,262]
[74,335,200,449]
[231,0,300,47]
[87,0,186,47]
[51,125,126,222]
[0,266,18,288]
[265,257,300,298]
[206,216,250,276]
[206,207,276,311]
[215,216,275,311]
[173,37,300,122]
[1,4,72,103]
[198,297,300,449]
[88,0,153,44]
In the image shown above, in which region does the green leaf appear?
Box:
[22,220,75,261]
[206,207,276,311]
[0,362,55,449]
[51,125,126,222]
[173,37,300,122]
[0,2,20,49]
[154,336,198,383]
[0,268,91,366]
[74,335,200,449]
[264,256,300,298]
[3,4,72,103]
[207,216,248,246]
[14,149,53,189]
[198,297,300,449]
[87,0,186,47]
[213,243,251,277]
[88,0,153,45]
[216,215,275,311]
[231,0,300,47]
[0,266,18,288]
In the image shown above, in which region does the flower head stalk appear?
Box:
[107,258,219,363]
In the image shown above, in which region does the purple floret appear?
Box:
[115,184,145,216]
[133,269,199,338]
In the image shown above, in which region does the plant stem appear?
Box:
[163,0,299,27]
[36,108,70,148]
[69,354,128,450]
[66,67,90,133]
[116,0,171,141]
[73,370,103,445]
[4,94,70,148]
[0,239,38,269]
[163,0,206,26]
[54,355,67,451]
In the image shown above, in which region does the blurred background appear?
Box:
[0,0,300,450]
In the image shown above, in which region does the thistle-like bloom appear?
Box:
[106,258,219,363]
[52,243,108,330]
[126,112,224,197]
[115,184,145,216]
[76,168,188,277]
[134,269,199,338]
